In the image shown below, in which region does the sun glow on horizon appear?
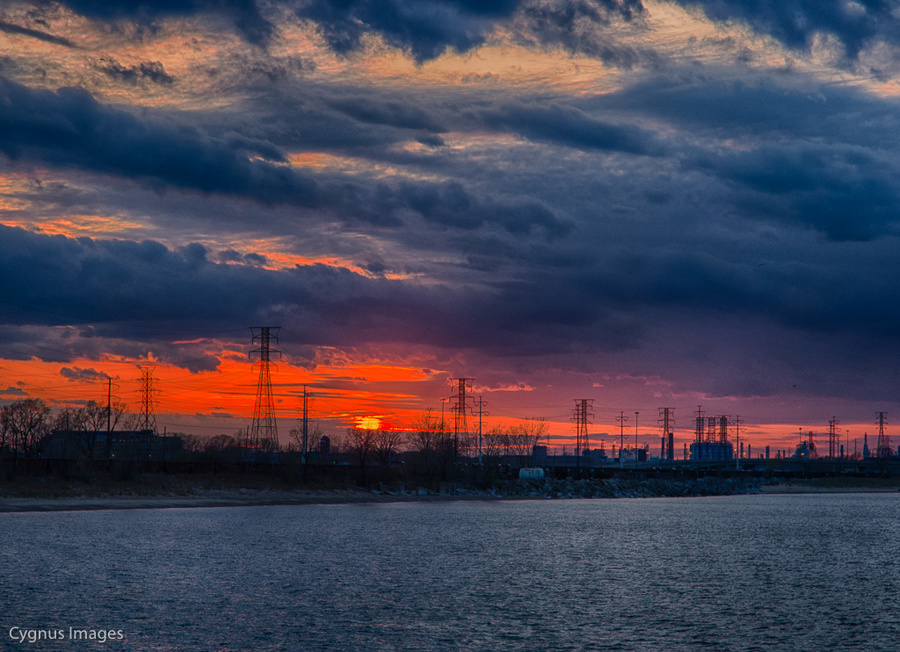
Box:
[354,416,383,430]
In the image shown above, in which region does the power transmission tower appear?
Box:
[136,367,158,434]
[473,395,489,464]
[718,416,729,444]
[450,378,473,459]
[616,411,629,468]
[876,412,890,458]
[694,405,705,445]
[734,415,744,468]
[249,326,281,452]
[828,417,839,459]
[572,399,594,473]
[658,408,675,461]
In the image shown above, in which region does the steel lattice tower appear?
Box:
[876,412,890,458]
[694,406,705,444]
[659,407,675,460]
[250,327,281,451]
[828,417,839,459]
[450,378,473,457]
[572,399,594,467]
[718,416,729,444]
[136,367,157,434]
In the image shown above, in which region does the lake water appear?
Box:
[2,493,900,651]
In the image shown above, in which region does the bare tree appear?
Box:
[482,425,507,467]
[346,427,377,469]
[507,419,548,467]
[50,407,88,459]
[75,400,110,458]
[374,429,405,467]
[53,407,87,433]
[179,433,206,455]
[409,409,441,457]
[205,433,238,452]
[2,398,51,457]
[408,409,456,482]
[0,411,9,458]
[288,422,324,456]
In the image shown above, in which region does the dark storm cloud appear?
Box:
[600,78,900,240]
[325,96,445,132]
[91,57,174,85]
[481,102,664,155]
[298,0,520,61]
[700,143,900,241]
[0,78,318,207]
[0,226,502,365]
[0,20,77,48]
[517,0,646,66]
[217,249,268,266]
[59,366,107,382]
[298,0,650,62]
[58,0,274,46]
[0,80,567,240]
[330,178,571,236]
[4,212,900,375]
[514,241,900,344]
[601,77,897,145]
[0,224,635,366]
[673,0,895,57]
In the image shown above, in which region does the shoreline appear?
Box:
[0,489,503,513]
[2,479,900,513]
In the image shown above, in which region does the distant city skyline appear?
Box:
[2,1,900,451]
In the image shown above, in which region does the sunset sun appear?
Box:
[355,416,382,430]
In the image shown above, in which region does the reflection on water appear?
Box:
[2,494,900,651]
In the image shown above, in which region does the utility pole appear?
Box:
[616,411,629,468]
[106,376,113,459]
[634,411,640,467]
[249,326,281,453]
[473,395,489,464]
[107,376,112,435]
[301,385,309,464]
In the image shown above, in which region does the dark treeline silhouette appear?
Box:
[0,399,551,490]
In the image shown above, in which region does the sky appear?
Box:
[1,0,900,454]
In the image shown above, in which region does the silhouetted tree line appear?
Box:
[1,399,547,488]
